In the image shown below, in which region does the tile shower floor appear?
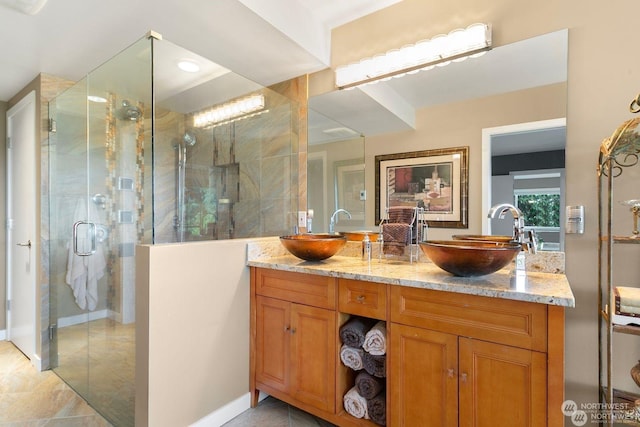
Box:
[1,338,334,427]
[54,319,135,427]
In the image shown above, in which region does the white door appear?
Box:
[6,91,37,362]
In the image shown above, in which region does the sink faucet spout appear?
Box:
[329,209,352,234]
[487,203,537,253]
[487,203,524,242]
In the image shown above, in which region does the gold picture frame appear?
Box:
[375,146,469,228]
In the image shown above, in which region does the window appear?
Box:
[514,188,561,229]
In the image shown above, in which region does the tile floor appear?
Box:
[1,339,334,427]
[222,397,336,427]
[0,340,112,426]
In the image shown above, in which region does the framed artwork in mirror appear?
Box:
[335,159,365,221]
[375,146,469,228]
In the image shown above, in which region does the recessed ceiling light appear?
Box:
[177,60,200,73]
[88,95,107,103]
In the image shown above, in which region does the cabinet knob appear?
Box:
[448,368,455,378]
[284,326,290,332]
[461,373,468,383]
[290,328,296,334]
[356,295,366,302]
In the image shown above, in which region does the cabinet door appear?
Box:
[459,338,546,427]
[389,323,458,427]
[290,303,336,413]
[255,296,290,393]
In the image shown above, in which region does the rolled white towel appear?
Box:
[340,344,364,371]
[363,321,387,356]
[343,386,369,419]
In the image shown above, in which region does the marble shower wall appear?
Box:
[153,84,304,243]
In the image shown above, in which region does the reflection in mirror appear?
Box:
[487,120,566,251]
[310,30,567,245]
[308,109,365,233]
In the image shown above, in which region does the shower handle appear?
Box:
[72,221,97,256]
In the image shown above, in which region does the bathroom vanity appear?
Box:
[248,243,574,427]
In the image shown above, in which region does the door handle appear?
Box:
[73,221,96,256]
[16,240,31,249]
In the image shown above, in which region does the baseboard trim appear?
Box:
[56,309,108,328]
[189,392,269,427]
[31,353,42,371]
[0,329,6,340]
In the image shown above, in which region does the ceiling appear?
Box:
[0,0,567,154]
[0,0,399,102]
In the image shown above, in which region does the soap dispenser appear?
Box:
[362,234,372,262]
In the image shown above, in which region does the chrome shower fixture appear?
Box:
[183,131,197,146]
[116,99,142,121]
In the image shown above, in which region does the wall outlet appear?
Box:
[298,211,307,228]
[360,190,367,201]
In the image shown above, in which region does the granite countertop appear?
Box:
[247,238,575,308]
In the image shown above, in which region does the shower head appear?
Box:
[116,100,142,121]
[172,132,197,150]
[183,131,196,146]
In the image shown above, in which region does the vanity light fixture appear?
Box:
[193,94,266,128]
[335,23,492,90]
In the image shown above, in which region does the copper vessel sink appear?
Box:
[340,231,380,242]
[419,240,521,277]
[452,234,515,243]
[280,234,347,261]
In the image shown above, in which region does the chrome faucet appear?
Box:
[329,209,351,234]
[487,203,537,253]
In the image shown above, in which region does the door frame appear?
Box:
[481,117,567,235]
[6,90,38,368]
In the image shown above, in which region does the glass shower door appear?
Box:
[49,35,152,427]
[48,78,91,399]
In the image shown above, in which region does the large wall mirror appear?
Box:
[309,29,568,249]
[308,109,365,233]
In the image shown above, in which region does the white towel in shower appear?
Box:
[65,199,106,311]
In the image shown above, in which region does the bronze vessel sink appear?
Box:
[419,240,522,277]
[339,231,380,242]
[452,234,515,243]
[280,234,347,261]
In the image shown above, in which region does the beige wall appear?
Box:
[136,240,251,427]
[316,0,640,409]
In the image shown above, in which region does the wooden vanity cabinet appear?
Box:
[250,268,565,427]
[251,268,336,414]
[389,323,459,426]
[389,285,564,427]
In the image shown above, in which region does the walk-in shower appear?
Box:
[47,32,300,426]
